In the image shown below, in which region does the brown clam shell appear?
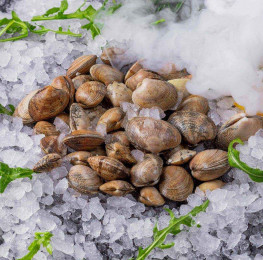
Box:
[28,86,69,121]
[65,151,92,166]
[68,165,103,194]
[90,64,124,86]
[168,111,217,145]
[159,166,194,201]
[88,156,130,181]
[56,113,70,126]
[167,149,196,165]
[40,135,67,156]
[66,55,97,79]
[72,75,93,89]
[189,149,230,181]
[139,187,165,207]
[99,180,135,196]
[105,131,130,146]
[125,60,144,82]
[69,103,90,131]
[197,180,225,193]
[75,81,106,108]
[33,153,62,173]
[125,117,182,153]
[179,95,209,115]
[63,129,104,151]
[34,121,60,136]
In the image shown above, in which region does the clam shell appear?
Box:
[34,121,60,136]
[88,156,130,181]
[90,64,124,86]
[56,113,70,125]
[105,131,130,146]
[65,151,92,166]
[66,55,97,79]
[126,117,182,153]
[69,103,90,131]
[75,81,106,108]
[33,153,62,173]
[167,149,196,165]
[158,63,189,80]
[197,180,225,193]
[68,165,103,194]
[99,180,135,196]
[168,111,217,145]
[159,166,194,201]
[40,135,67,156]
[139,187,165,207]
[72,75,93,89]
[28,86,69,121]
[132,78,178,111]
[179,95,209,114]
[125,60,144,82]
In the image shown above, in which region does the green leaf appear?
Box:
[0,162,36,193]
[59,0,69,14]
[134,200,209,260]
[43,7,60,17]
[151,18,166,25]
[18,232,53,260]
[0,104,15,116]
[228,138,263,182]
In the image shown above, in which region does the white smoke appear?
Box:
[100,0,263,115]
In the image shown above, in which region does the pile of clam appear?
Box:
[14,48,263,207]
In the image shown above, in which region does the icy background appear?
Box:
[1,0,263,260]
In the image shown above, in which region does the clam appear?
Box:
[158,63,189,80]
[90,64,124,86]
[132,78,178,111]
[28,86,69,121]
[99,180,135,196]
[40,135,67,156]
[34,121,60,136]
[216,113,263,150]
[72,75,93,89]
[89,146,107,156]
[88,156,130,181]
[63,129,104,151]
[97,107,125,133]
[197,180,225,193]
[159,166,194,201]
[125,69,162,91]
[162,144,185,161]
[69,103,90,131]
[106,142,136,164]
[68,165,103,194]
[189,149,230,181]
[13,89,38,124]
[75,81,106,108]
[51,75,75,107]
[139,187,165,207]
[168,111,217,145]
[56,113,70,125]
[100,47,126,65]
[105,131,130,146]
[66,55,97,79]
[131,154,163,187]
[167,149,196,165]
[106,82,132,107]
[125,117,181,153]
[65,151,92,166]
[179,95,209,115]
[125,60,144,82]
[33,153,62,173]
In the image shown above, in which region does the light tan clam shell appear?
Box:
[34,121,60,136]
[65,151,92,166]
[167,149,196,165]
[139,187,165,207]
[72,75,93,89]
[125,60,144,82]
[197,180,225,193]
[179,95,209,115]
[99,180,135,196]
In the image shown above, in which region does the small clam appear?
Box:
[97,107,125,133]
[66,55,97,79]
[189,149,230,181]
[197,180,225,193]
[69,103,90,131]
[167,149,196,165]
[65,151,92,166]
[106,82,132,107]
[131,154,163,187]
[159,166,194,201]
[68,165,103,194]
[100,47,126,65]
[106,142,136,164]
[33,153,62,173]
[88,156,130,181]
[105,131,130,146]
[90,64,124,86]
[99,180,135,196]
[158,63,189,80]
[216,113,263,150]
[40,135,67,156]
[125,60,144,82]
[13,89,38,124]
[125,69,162,91]
[34,121,60,136]
[179,95,209,115]
[139,187,165,207]
[132,79,178,111]
[51,75,75,108]
[56,113,70,125]
[126,117,181,153]
[72,75,93,89]
[28,86,69,121]
[168,111,217,145]
[162,144,185,161]
[75,81,106,108]
[63,129,104,151]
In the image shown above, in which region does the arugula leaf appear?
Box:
[228,138,263,182]
[0,104,15,116]
[0,162,36,193]
[151,18,166,25]
[18,231,53,260]
[132,200,209,260]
